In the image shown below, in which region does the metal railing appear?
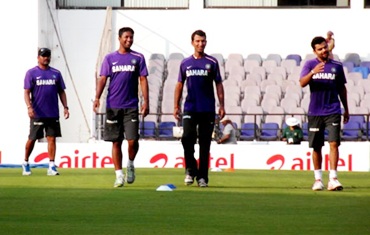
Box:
[94,112,370,141]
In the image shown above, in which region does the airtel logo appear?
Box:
[266,154,285,170]
[150,153,234,169]
[266,153,352,171]
[35,152,49,162]
[150,153,168,168]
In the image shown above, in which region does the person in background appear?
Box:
[174,29,225,187]
[93,27,149,188]
[23,47,70,176]
[300,36,349,191]
[326,31,335,59]
[281,117,303,145]
[217,116,237,144]
[212,115,222,141]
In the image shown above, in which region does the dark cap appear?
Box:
[38,48,51,57]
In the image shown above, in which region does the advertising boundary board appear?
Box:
[0,141,369,171]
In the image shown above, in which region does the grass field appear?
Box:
[1,168,369,235]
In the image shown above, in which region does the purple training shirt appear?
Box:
[178,54,222,112]
[100,50,148,109]
[300,58,346,116]
[24,66,66,118]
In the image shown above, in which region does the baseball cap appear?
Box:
[38,48,51,57]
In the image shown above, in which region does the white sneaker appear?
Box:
[184,175,194,186]
[22,163,32,176]
[327,178,343,191]
[114,175,124,188]
[47,166,59,176]
[126,165,135,184]
[312,180,324,191]
[198,178,208,188]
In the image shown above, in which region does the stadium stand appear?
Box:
[137,52,370,141]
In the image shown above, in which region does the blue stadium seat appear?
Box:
[260,122,280,141]
[139,121,156,139]
[349,115,365,126]
[158,121,176,139]
[302,122,309,141]
[362,122,370,141]
[342,121,362,141]
[240,123,258,141]
[286,54,302,66]
[352,66,370,79]
[360,61,370,70]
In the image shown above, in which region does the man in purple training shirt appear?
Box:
[174,30,225,187]
[94,27,149,188]
[300,36,349,191]
[23,48,70,176]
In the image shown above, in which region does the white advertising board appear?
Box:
[0,141,369,171]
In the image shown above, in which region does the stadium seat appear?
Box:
[360,61,370,70]
[241,98,258,113]
[260,122,280,141]
[149,53,166,61]
[266,54,282,66]
[262,60,277,74]
[245,106,264,127]
[139,121,156,139]
[246,53,263,65]
[264,112,284,128]
[302,122,309,141]
[343,53,361,67]
[362,122,370,141]
[286,54,302,66]
[251,66,267,80]
[280,98,298,113]
[226,61,244,76]
[352,66,370,79]
[271,66,288,79]
[210,53,225,66]
[267,73,284,86]
[246,73,263,85]
[349,115,365,126]
[158,121,176,139]
[342,61,354,73]
[346,72,363,85]
[244,59,260,74]
[240,123,259,141]
[342,121,362,141]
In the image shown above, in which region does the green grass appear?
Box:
[1,168,370,235]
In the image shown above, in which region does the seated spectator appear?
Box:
[212,116,222,141]
[282,117,303,145]
[217,116,237,144]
